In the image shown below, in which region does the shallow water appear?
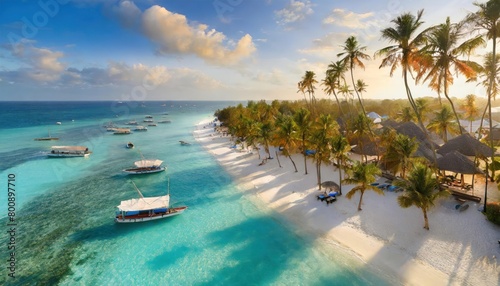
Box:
[0,101,396,285]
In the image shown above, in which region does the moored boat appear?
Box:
[115,181,187,223]
[48,146,91,157]
[34,129,59,141]
[123,159,166,174]
[126,142,134,149]
[114,128,131,135]
[134,126,148,131]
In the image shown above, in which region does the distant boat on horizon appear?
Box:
[34,129,59,141]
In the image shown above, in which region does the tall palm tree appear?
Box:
[427,105,461,143]
[467,0,500,211]
[255,121,274,160]
[322,73,343,116]
[355,79,368,102]
[396,106,417,122]
[343,162,383,211]
[394,163,449,230]
[275,115,299,172]
[347,113,373,162]
[298,71,318,107]
[329,134,351,195]
[326,60,348,114]
[294,108,311,175]
[338,36,371,117]
[375,10,430,136]
[420,17,484,135]
[310,114,337,189]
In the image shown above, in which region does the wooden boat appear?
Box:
[126,142,134,149]
[179,140,191,146]
[114,128,131,135]
[123,159,166,174]
[34,130,59,141]
[134,126,148,131]
[48,146,91,157]
[115,180,187,223]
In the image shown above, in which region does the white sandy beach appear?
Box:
[194,118,500,286]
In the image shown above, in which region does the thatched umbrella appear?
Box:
[437,151,484,189]
[437,133,494,158]
[396,121,439,150]
[321,181,341,195]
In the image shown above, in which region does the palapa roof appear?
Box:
[321,181,340,191]
[117,194,170,211]
[134,159,163,168]
[437,150,484,174]
[395,122,439,150]
[437,133,494,158]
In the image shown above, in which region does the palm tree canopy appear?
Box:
[338,36,371,70]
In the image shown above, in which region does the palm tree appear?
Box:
[461,94,480,133]
[347,113,373,162]
[394,163,449,230]
[420,17,484,135]
[322,73,343,116]
[355,79,368,102]
[338,36,371,117]
[381,133,419,178]
[338,83,354,113]
[427,105,461,143]
[275,115,299,172]
[343,162,383,211]
[326,60,348,114]
[255,121,274,160]
[375,10,430,136]
[298,71,318,107]
[310,114,337,189]
[467,0,500,211]
[294,108,311,175]
[329,134,351,195]
[396,106,417,122]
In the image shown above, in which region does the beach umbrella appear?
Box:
[437,151,484,175]
[321,181,340,194]
[437,133,494,158]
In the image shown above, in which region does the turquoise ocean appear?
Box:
[0,101,397,285]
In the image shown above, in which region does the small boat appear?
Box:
[148,123,157,127]
[143,119,154,123]
[115,180,187,223]
[114,128,131,135]
[134,126,148,131]
[48,146,91,157]
[125,121,138,125]
[123,159,166,174]
[126,142,134,149]
[179,140,191,146]
[145,115,153,119]
[34,129,59,141]
[56,122,62,125]
[158,120,171,123]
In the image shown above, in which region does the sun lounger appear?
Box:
[377,183,389,189]
[317,194,328,201]
[387,185,400,192]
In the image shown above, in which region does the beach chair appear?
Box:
[317,194,328,201]
[377,183,389,190]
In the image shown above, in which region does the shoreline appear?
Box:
[193,118,500,286]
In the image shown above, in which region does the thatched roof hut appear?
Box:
[437,150,484,174]
[437,133,494,158]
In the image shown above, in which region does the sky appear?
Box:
[0,0,490,101]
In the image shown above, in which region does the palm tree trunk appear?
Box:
[275,150,282,168]
[317,160,321,190]
[422,208,429,230]
[485,32,497,211]
[357,190,364,211]
[302,134,308,175]
[288,155,298,172]
[336,159,343,195]
[332,89,344,117]
[443,70,463,136]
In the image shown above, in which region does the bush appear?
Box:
[485,202,500,226]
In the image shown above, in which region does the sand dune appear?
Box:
[194,119,500,286]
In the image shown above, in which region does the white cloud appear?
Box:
[275,0,313,26]
[111,0,142,28]
[323,9,374,29]
[298,32,351,59]
[141,5,255,66]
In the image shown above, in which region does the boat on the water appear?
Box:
[148,123,157,127]
[134,126,148,131]
[34,130,59,141]
[125,120,138,125]
[115,180,187,223]
[126,142,134,149]
[179,140,191,146]
[158,120,171,123]
[123,159,166,174]
[114,128,131,135]
[48,146,91,157]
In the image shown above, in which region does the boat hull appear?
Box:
[122,167,166,174]
[115,207,187,223]
[48,153,89,158]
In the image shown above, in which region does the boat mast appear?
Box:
[131,181,144,198]
[167,177,170,196]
